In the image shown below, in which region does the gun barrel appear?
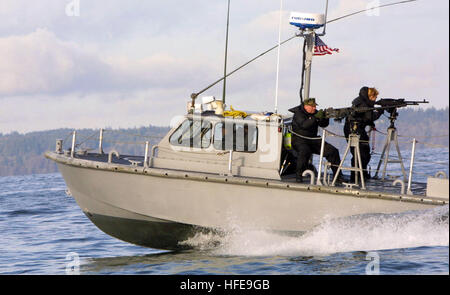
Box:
[404,99,429,104]
[376,98,429,107]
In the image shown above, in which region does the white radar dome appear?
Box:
[289,12,325,30]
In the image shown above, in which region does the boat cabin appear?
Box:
[153,112,288,180]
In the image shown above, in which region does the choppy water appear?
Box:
[0,149,448,275]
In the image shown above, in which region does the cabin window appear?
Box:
[169,119,212,148]
[213,122,257,152]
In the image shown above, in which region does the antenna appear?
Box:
[274,0,283,114]
[222,0,231,105]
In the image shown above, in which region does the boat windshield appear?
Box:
[169,119,212,148]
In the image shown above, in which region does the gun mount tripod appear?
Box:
[373,109,407,181]
[331,121,366,189]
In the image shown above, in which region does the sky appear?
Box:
[0,0,448,134]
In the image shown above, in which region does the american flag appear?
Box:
[314,36,339,56]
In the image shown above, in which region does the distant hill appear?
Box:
[0,107,448,177]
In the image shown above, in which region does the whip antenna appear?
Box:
[274,0,284,114]
[222,0,231,105]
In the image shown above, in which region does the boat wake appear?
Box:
[179,205,449,256]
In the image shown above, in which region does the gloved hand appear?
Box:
[314,109,325,120]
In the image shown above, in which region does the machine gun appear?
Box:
[323,106,379,134]
[375,98,428,109]
[324,106,374,122]
[323,98,428,132]
[375,98,429,128]
[324,99,428,122]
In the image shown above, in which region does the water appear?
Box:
[0,149,448,275]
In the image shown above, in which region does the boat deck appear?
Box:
[280,174,427,196]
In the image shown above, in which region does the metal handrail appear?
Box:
[70,131,76,158]
[406,138,416,195]
[228,150,233,176]
[149,145,159,167]
[316,129,326,185]
[302,170,315,185]
[144,141,149,168]
[393,179,405,195]
[108,150,120,164]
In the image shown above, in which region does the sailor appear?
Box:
[343,87,384,180]
[289,98,342,183]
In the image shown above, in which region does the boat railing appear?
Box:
[435,171,448,178]
[149,145,159,168]
[108,150,120,164]
[301,127,449,194]
[302,170,315,185]
[144,141,150,167]
[406,138,416,195]
[98,128,104,154]
[393,179,406,195]
[227,150,233,176]
[61,127,238,175]
[60,128,163,163]
[58,126,448,196]
[70,130,76,158]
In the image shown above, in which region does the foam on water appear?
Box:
[181,205,449,257]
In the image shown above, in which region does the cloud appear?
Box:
[0,28,220,98]
[0,28,112,96]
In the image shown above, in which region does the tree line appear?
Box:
[0,126,169,177]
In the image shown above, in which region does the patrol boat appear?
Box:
[45,2,448,250]
[45,106,448,250]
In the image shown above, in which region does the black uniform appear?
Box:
[289,104,341,180]
[343,87,384,179]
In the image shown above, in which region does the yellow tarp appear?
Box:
[223,105,248,118]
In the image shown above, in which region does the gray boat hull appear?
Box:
[84,211,202,250]
[54,157,441,250]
